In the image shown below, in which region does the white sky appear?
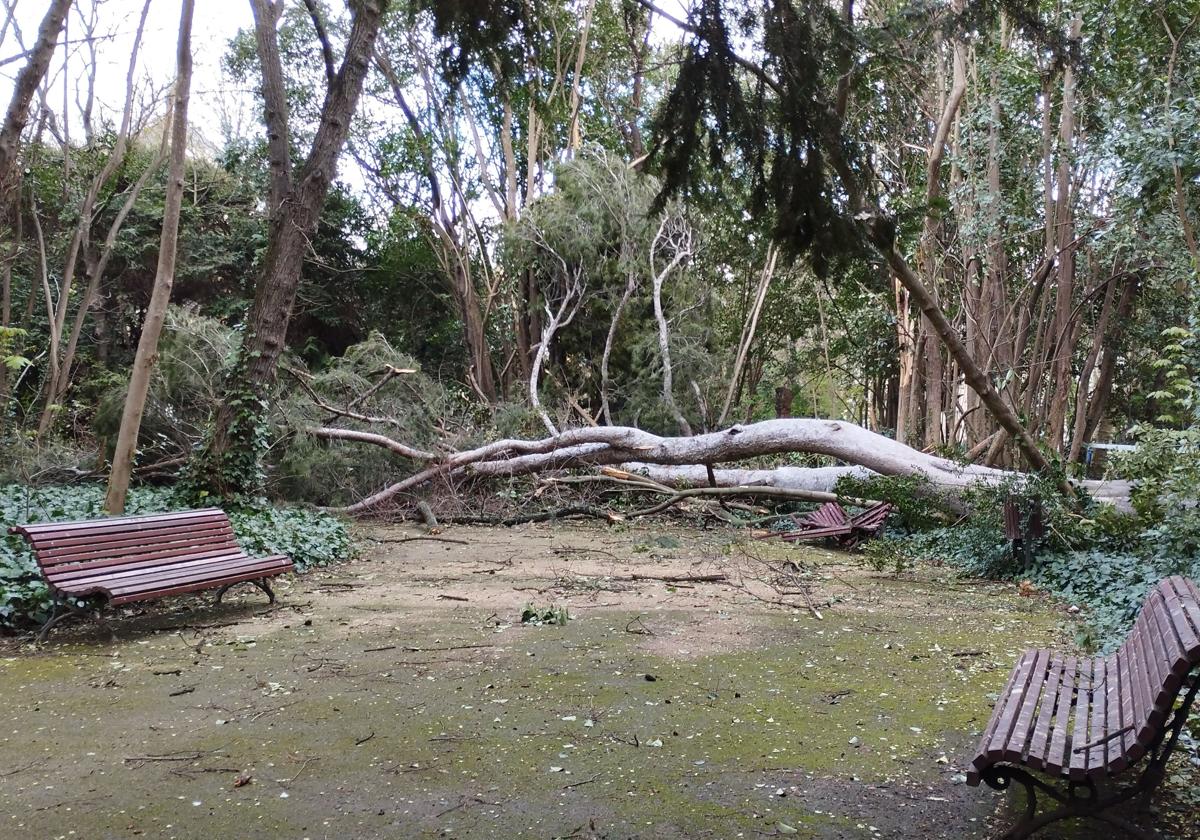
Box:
[0,0,255,149]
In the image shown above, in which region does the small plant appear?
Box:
[520,604,570,626]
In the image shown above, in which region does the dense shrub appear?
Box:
[0,483,352,630]
[848,446,1200,652]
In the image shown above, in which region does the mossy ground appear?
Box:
[0,522,1195,839]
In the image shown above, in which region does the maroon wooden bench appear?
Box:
[967,575,1200,839]
[780,502,854,542]
[843,502,893,548]
[10,508,294,641]
[777,501,891,547]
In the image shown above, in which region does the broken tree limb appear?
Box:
[306,418,1131,515]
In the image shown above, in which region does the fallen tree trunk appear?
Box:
[305,418,1131,515]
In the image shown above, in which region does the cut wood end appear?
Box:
[601,467,635,479]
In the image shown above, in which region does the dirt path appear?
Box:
[1,522,1195,838]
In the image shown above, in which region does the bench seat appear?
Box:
[967,576,1200,838]
[10,508,294,638]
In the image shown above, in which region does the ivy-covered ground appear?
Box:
[2,522,1196,839]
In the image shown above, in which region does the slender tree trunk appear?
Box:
[195,0,387,495]
[917,12,966,450]
[105,0,194,514]
[1083,274,1138,443]
[1067,270,1118,462]
[1045,18,1082,450]
[718,245,776,427]
[0,0,71,201]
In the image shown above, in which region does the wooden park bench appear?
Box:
[967,575,1200,839]
[778,501,893,548]
[10,508,294,641]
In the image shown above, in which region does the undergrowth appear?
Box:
[0,483,352,631]
[843,431,1200,652]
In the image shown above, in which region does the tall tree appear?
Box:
[192,0,387,495]
[0,0,71,200]
[105,0,195,513]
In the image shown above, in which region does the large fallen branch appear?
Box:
[306,418,1131,515]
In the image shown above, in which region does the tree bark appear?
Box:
[305,418,1128,515]
[1044,18,1083,450]
[196,0,387,495]
[0,0,71,203]
[105,0,194,514]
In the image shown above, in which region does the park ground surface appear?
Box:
[1,522,1197,840]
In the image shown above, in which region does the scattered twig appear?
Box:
[364,645,397,653]
[0,758,44,777]
[355,732,376,746]
[625,615,654,636]
[287,758,316,784]
[563,774,602,790]
[437,594,469,602]
[169,686,195,697]
[619,573,727,583]
[374,536,469,546]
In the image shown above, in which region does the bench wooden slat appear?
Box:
[13,508,227,537]
[1025,655,1064,769]
[1099,654,1124,773]
[1163,577,1200,660]
[970,649,1032,778]
[780,524,854,541]
[1176,577,1200,638]
[53,549,251,588]
[848,502,891,533]
[985,650,1038,760]
[102,556,289,599]
[1145,595,1185,711]
[1131,615,1167,742]
[1140,598,1171,711]
[41,526,239,563]
[42,538,245,582]
[31,520,237,558]
[1115,647,1142,767]
[1086,655,1110,777]
[1068,656,1098,780]
[1044,655,1077,775]
[1004,649,1050,763]
[109,561,290,605]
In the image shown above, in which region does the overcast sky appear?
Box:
[0,0,255,149]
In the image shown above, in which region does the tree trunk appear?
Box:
[305,418,1128,515]
[104,0,194,514]
[194,0,387,495]
[0,0,72,202]
[1044,18,1083,450]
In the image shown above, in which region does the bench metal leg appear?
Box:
[36,598,90,642]
[214,578,275,606]
[984,767,1159,840]
[983,671,1199,839]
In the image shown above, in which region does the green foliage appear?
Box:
[520,603,570,626]
[833,473,951,532]
[865,436,1200,650]
[0,483,351,630]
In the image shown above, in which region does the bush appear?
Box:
[857,437,1200,651]
[0,483,352,631]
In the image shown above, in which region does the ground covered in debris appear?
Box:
[2,522,1196,839]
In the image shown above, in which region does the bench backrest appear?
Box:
[849,502,892,532]
[1117,576,1200,745]
[10,508,241,591]
[801,502,849,530]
